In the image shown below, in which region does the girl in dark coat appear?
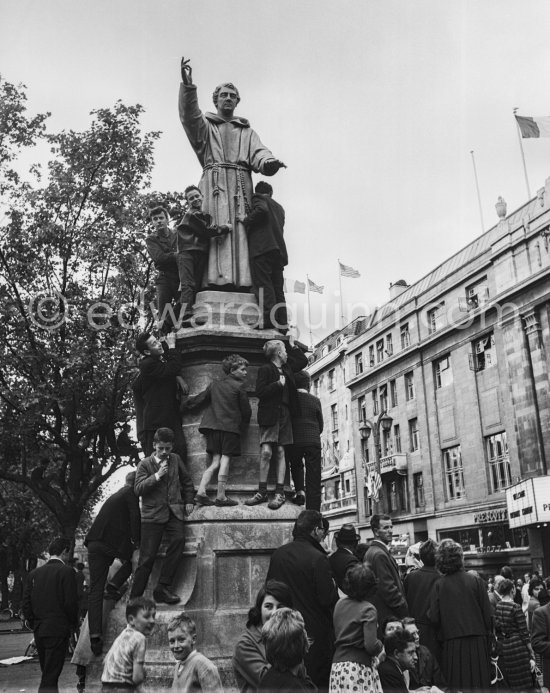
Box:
[428,539,492,692]
[495,578,536,691]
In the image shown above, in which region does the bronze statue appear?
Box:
[179,57,286,290]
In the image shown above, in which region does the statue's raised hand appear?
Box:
[263,159,287,176]
[181,57,193,85]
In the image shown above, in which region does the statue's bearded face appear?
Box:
[216,87,239,117]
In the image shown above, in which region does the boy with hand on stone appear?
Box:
[168,613,223,692]
[246,335,308,510]
[184,354,251,507]
[101,597,156,692]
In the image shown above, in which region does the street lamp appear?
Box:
[359,411,393,514]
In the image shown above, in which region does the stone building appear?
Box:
[312,179,550,575]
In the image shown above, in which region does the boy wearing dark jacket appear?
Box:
[185,354,252,507]
[246,335,307,510]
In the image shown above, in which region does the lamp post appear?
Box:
[359,411,393,514]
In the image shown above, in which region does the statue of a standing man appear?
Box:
[179,57,286,290]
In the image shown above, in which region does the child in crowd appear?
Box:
[259,607,317,692]
[185,354,251,507]
[101,597,156,691]
[168,612,223,692]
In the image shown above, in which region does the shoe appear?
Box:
[194,493,215,506]
[90,635,103,656]
[153,587,180,604]
[291,493,306,506]
[245,492,268,506]
[215,497,238,507]
[268,493,286,510]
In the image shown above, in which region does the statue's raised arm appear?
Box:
[178,55,286,290]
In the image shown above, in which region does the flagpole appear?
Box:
[337,259,344,330]
[470,150,485,233]
[513,107,532,199]
[306,274,314,350]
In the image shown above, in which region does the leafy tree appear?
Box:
[0,77,163,546]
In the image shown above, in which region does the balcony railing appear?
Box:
[366,453,408,475]
[321,496,357,512]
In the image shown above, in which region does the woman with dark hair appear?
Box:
[233,580,294,692]
[527,577,544,632]
[495,578,536,690]
[428,539,492,691]
[329,563,384,693]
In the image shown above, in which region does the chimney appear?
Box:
[389,279,409,300]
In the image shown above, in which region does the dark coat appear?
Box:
[134,348,183,436]
[428,570,492,639]
[85,484,141,560]
[532,603,550,687]
[134,453,194,523]
[146,230,178,275]
[244,193,288,264]
[267,535,338,662]
[22,559,79,637]
[409,644,447,690]
[364,540,408,625]
[258,667,317,692]
[192,375,252,435]
[378,658,409,693]
[328,547,359,594]
[256,345,308,427]
[404,565,441,660]
[291,391,323,447]
[177,210,225,254]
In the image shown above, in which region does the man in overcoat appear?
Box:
[328,523,360,594]
[532,600,550,688]
[364,514,408,633]
[22,536,79,692]
[267,510,338,690]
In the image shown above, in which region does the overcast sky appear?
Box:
[3,0,550,344]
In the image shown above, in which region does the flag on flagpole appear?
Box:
[515,115,550,138]
[339,261,360,278]
[307,277,324,294]
[283,277,306,294]
[366,471,382,502]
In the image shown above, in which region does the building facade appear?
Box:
[311,179,550,575]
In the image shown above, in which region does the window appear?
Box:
[434,355,453,389]
[385,334,393,356]
[376,339,384,363]
[427,302,445,335]
[369,345,375,366]
[372,389,379,416]
[328,368,335,390]
[461,276,489,311]
[379,384,388,413]
[313,378,319,396]
[409,418,419,451]
[405,371,415,401]
[358,395,366,423]
[382,428,391,456]
[394,424,402,453]
[355,352,363,375]
[386,477,408,513]
[444,445,465,499]
[401,323,411,349]
[487,432,511,492]
[413,472,425,508]
[470,333,497,372]
[390,379,398,408]
[331,404,338,432]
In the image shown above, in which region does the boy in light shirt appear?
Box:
[101,597,156,691]
[168,613,223,692]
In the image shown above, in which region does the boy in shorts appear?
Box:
[187,354,251,507]
[168,612,223,692]
[246,335,307,510]
[101,597,156,691]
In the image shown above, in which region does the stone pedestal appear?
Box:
[90,292,302,690]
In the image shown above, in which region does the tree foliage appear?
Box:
[0,76,164,544]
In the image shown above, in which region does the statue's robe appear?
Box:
[179,83,276,289]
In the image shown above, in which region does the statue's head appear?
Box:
[212,82,240,117]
